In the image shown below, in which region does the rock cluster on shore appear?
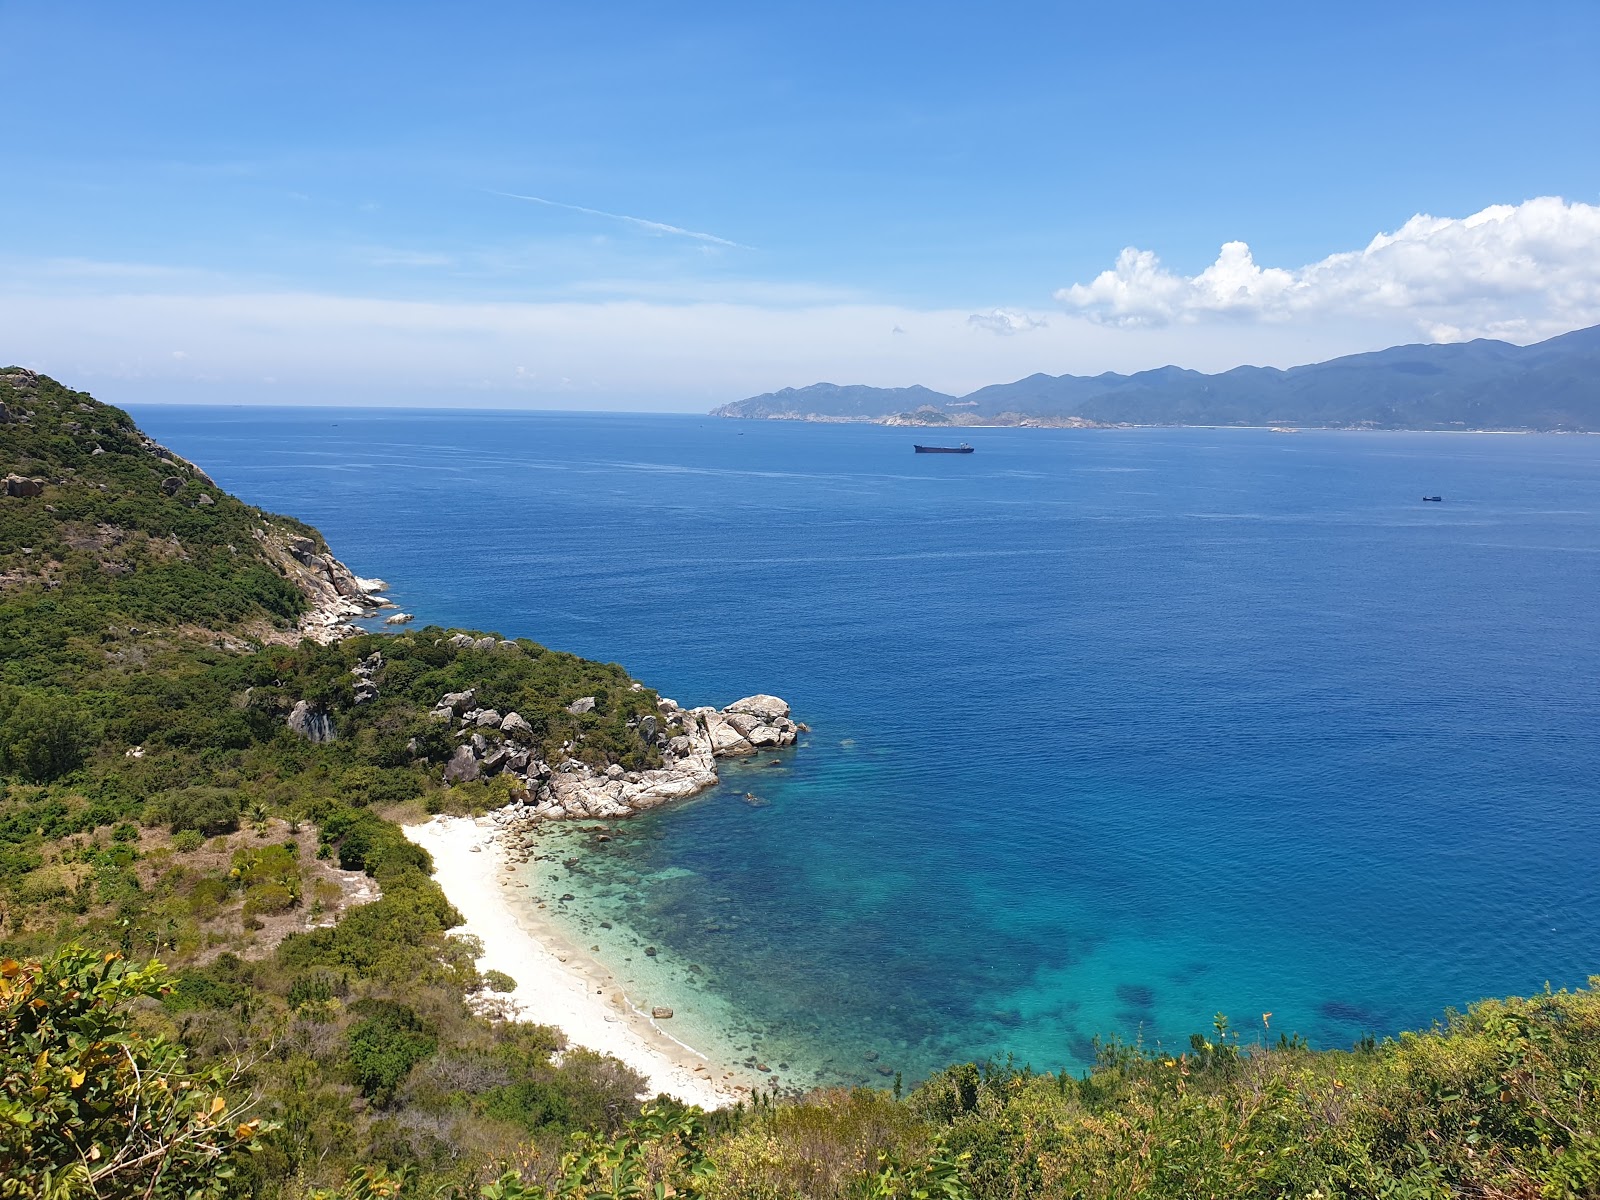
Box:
[261,530,392,642]
[424,682,802,824]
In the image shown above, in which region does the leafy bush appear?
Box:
[0,946,269,1197]
[172,829,205,852]
[482,968,517,993]
[345,999,436,1105]
[154,786,241,836]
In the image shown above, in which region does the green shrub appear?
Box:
[482,968,517,993]
[346,999,436,1105]
[155,786,241,836]
[172,829,205,852]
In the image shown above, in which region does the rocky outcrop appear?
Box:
[286,700,335,743]
[255,527,391,643]
[423,688,803,825]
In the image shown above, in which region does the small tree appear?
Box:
[0,946,271,1198]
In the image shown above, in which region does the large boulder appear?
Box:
[566,696,596,716]
[4,474,43,498]
[437,689,476,714]
[286,700,334,743]
[706,717,754,756]
[501,711,534,741]
[444,745,480,784]
[723,695,790,722]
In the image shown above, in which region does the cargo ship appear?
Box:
[913,443,975,454]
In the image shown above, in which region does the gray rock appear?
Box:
[3,474,43,498]
[652,1006,674,1019]
[159,476,183,496]
[481,746,510,774]
[384,612,414,625]
[438,689,476,713]
[723,694,790,722]
[638,714,658,741]
[449,633,477,648]
[748,724,784,747]
[196,493,215,506]
[471,733,489,754]
[501,711,534,741]
[286,700,334,743]
[567,696,596,715]
[475,709,504,728]
[666,735,692,756]
[605,764,626,780]
[475,636,497,651]
[444,744,480,784]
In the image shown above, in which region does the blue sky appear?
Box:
[3,0,1598,409]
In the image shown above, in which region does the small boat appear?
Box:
[1422,495,1443,502]
[914,443,974,454]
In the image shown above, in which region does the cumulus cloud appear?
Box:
[1056,197,1600,340]
[968,307,1048,335]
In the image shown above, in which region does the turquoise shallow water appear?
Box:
[134,408,1600,1085]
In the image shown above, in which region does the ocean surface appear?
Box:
[133,407,1600,1088]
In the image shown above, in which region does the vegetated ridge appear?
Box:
[3,366,1599,1200]
[714,321,1600,431]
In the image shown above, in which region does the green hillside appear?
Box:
[3,372,1598,1199]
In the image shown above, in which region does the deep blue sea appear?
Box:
[133,407,1600,1087]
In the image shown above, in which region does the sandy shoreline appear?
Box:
[404,814,750,1109]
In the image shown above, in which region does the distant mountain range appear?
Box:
[712,323,1600,431]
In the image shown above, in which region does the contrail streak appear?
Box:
[490,190,750,249]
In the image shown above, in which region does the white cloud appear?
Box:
[1056,196,1600,341]
[967,308,1048,335]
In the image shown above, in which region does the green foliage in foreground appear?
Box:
[0,946,267,1199]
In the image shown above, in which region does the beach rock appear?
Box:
[286,700,334,743]
[444,745,480,784]
[384,612,414,625]
[748,725,784,748]
[706,717,754,756]
[501,711,534,740]
[724,695,790,722]
[722,711,764,737]
[666,735,692,756]
[605,764,625,781]
[652,1006,674,1019]
[567,696,597,715]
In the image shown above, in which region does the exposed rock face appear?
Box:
[286,700,334,743]
[444,744,480,784]
[566,696,596,715]
[258,527,388,644]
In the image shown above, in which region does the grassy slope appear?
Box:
[3,370,1598,1199]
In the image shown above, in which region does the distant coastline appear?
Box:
[712,322,1600,433]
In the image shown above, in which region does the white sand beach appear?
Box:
[403,814,746,1109]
